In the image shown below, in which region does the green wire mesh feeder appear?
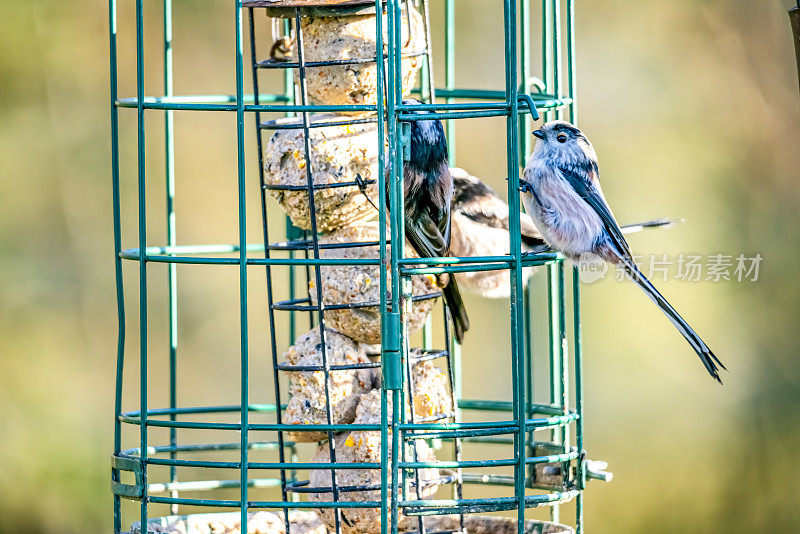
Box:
[109,1,612,533]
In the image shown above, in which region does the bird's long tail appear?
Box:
[615,254,726,383]
[620,217,683,235]
[442,277,470,344]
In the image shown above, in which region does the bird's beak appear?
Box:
[532,129,545,140]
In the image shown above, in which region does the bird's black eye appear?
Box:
[557,133,568,143]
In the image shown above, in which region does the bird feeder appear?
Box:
[109,1,608,534]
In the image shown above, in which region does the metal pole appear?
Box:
[234,2,250,530]
[162,0,179,515]
[444,0,456,153]
[108,0,125,531]
[502,0,526,529]
[134,0,149,530]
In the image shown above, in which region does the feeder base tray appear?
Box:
[130,511,574,534]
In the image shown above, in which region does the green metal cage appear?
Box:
[109,1,607,533]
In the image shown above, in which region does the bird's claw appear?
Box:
[517,179,534,194]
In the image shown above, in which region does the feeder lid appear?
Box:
[243,0,377,18]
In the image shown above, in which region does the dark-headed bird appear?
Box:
[386,99,469,343]
[520,120,725,383]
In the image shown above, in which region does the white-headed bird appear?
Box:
[520,120,725,382]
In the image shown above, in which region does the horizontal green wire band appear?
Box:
[525,450,580,465]
[403,427,518,440]
[118,454,574,471]
[146,497,385,509]
[122,403,278,416]
[119,245,563,268]
[135,441,289,456]
[144,466,578,495]
[402,491,582,511]
[147,478,284,494]
[115,93,570,113]
[397,109,533,121]
[118,417,383,431]
[117,414,575,432]
[118,401,567,417]
[118,402,574,425]
[123,254,383,267]
[140,494,578,510]
[119,417,575,435]
[145,458,382,470]
[403,490,581,516]
[134,491,580,509]
[401,257,560,275]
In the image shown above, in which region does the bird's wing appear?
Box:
[405,210,450,260]
[460,198,508,230]
[453,175,543,246]
[559,165,633,260]
[453,176,509,229]
[440,203,452,252]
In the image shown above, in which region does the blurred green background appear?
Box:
[1,0,799,532]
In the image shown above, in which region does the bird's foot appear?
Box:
[517,179,535,194]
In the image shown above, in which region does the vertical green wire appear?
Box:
[419,0,435,105]
[555,0,571,495]
[421,0,438,362]
[552,0,564,524]
[444,0,455,153]
[109,0,125,531]
[162,0,179,515]
[284,17,297,345]
[394,1,406,530]
[520,0,535,485]
[552,0,561,109]
[386,1,402,531]
[374,0,388,532]
[444,0,462,453]
[566,2,582,531]
[422,316,433,350]
[134,0,148,529]
[566,0,576,123]
[558,263,569,445]
[547,265,562,434]
[541,0,550,122]
[283,19,293,106]
[234,1,249,529]
[415,0,434,356]
[520,0,532,159]
[546,262,561,524]
[523,281,534,479]
[573,266,584,532]
[502,0,525,528]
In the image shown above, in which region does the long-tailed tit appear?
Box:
[450,167,541,298]
[520,120,725,382]
[386,100,470,343]
[451,167,681,299]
